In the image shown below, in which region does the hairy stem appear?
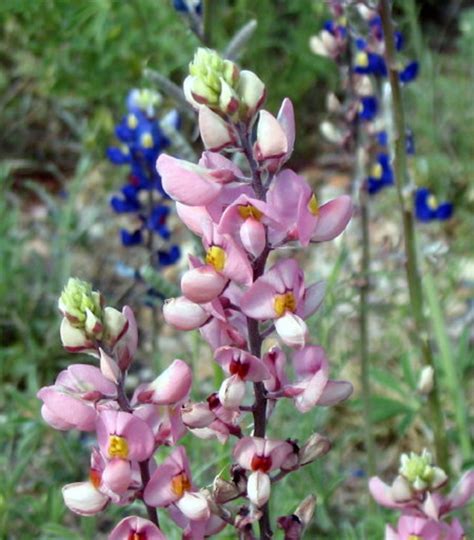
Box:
[379,0,449,474]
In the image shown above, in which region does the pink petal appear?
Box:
[275,313,308,348]
[175,491,211,521]
[199,106,236,152]
[247,471,271,507]
[176,203,210,236]
[102,458,132,494]
[163,296,210,331]
[311,195,353,242]
[445,470,474,513]
[240,281,278,320]
[38,388,97,431]
[368,477,400,509]
[303,281,326,319]
[56,364,116,396]
[137,359,192,405]
[277,98,295,160]
[198,151,243,181]
[240,218,266,257]
[181,265,228,304]
[233,437,263,470]
[219,234,253,286]
[254,110,288,161]
[109,516,166,540]
[144,463,181,507]
[317,380,353,406]
[157,154,222,206]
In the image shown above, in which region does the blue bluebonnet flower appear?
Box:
[399,61,419,83]
[354,39,387,77]
[405,129,415,155]
[359,96,378,122]
[108,89,181,267]
[376,131,388,147]
[367,154,394,195]
[414,188,453,222]
[173,0,201,15]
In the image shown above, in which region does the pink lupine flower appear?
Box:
[169,505,227,540]
[233,437,295,507]
[218,194,282,258]
[109,516,166,540]
[37,364,117,431]
[284,345,353,412]
[62,448,141,515]
[144,446,210,521]
[96,410,155,494]
[266,169,353,247]
[176,183,253,237]
[135,359,192,405]
[385,515,465,540]
[157,152,240,207]
[240,258,325,348]
[181,255,228,304]
[182,393,241,443]
[215,346,270,408]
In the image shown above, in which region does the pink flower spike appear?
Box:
[163,296,210,331]
[62,481,109,516]
[215,346,270,382]
[96,410,155,462]
[109,516,166,540]
[136,359,192,405]
[199,105,236,152]
[181,265,228,304]
[157,154,225,207]
[311,195,353,242]
[254,110,288,161]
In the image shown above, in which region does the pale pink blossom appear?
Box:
[135,359,192,405]
[109,516,166,540]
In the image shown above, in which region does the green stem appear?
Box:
[423,269,472,462]
[378,0,450,474]
[203,0,215,47]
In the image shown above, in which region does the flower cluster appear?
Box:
[158,47,353,535]
[370,450,473,539]
[39,278,217,538]
[310,2,418,196]
[108,89,180,266]
[39,49,354,538]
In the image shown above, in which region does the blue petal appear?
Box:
[359,96,378,121]
[107,147,130,165]
[400,61,419,83]
[377,131,388,146]
[158,245,181,266]
[120,229,143,246]
[436,203,453,221]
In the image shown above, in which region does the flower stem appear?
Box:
[378,0,449,474]
[239,124,272,539]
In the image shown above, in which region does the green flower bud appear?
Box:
[59,278,102,328]
[188,48,239,108]
[399,449,447,491]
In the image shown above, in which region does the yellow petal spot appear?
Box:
[337,16,347,27]
[206,245,226,272]
[274,292,297,318]
[427,194,438,210]
[356,51,369,68]
[408,536,422,540]
[120,144,130,155]
[140,132,154,149]
[171,472,192,498]
[371,163,383,179]
[108,435,129,459]
[308,193,319,216]
[238,204,263,221]
[127,114,138,129]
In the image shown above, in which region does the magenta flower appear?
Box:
[240,258,325,348]
[37,364,117,431]
[109,516,166,540]
[233,437,295,507]
[144,446,210,521]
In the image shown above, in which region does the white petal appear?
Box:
[62,482,108,516]
[247,471,271,507]
[176,491,210,521]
